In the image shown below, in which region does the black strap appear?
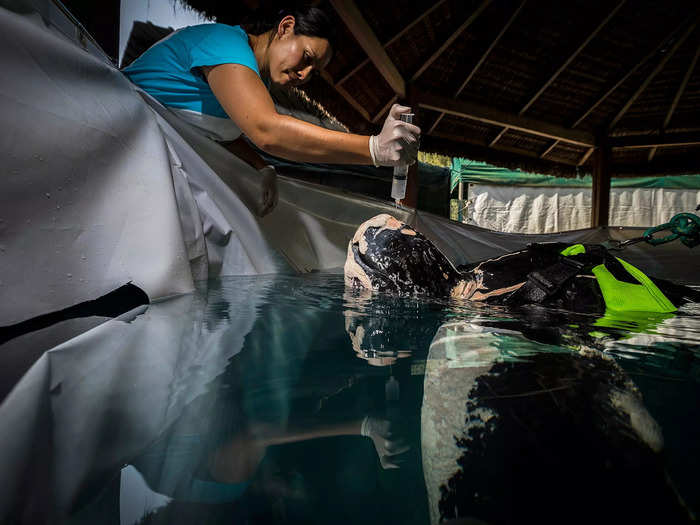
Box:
[507,247,607,305]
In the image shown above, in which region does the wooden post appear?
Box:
[401,162,419,208]
[591,141,611,227]
[457,181,464,222]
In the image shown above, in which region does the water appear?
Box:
[3,274,700,524]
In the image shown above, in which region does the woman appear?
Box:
[123,6,420,216]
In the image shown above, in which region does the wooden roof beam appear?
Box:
[573,20,693,129]
[429,0,526,135]
[430,131,580,167]
[330,0,406,97]
[578,147,595,166]
[608,18,698,130]
[543,14,694,161]
[521,0,626,115]
[610,131,700,149]
[415,89,595,147]
[335,0,449,87]
[539,140,559,159]
[371,95,398,123]
[410,0,493,82]
[320,70,371,121]
[649,44,700,161]
[492,1,625,147]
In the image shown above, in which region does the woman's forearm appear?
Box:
[256,418,364,447]
[256,114,371,165]
[205,64,373,165]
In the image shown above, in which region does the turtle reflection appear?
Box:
[420,321,693,525]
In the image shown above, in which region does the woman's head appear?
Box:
[247,6,335,87]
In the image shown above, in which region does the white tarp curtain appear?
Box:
[466,184,700,234]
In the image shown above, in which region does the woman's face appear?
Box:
[267,16,332,87]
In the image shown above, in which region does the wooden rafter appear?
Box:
[610,131,700,149]
[572,21,691,129]
[649,44,700,161]
[522,0,626,115]
[539,140,559,159]
[535,13,689,165]
[607,126,700,136]
[430,130,580,166]
[330,0,406,97]
[489,128,508,147]
[416,89,595,147]
[335,0,449,87]
[492,1,625,147]
[429,0,526,135]
[373,0,492,128]
[608,19,698,130]
[578,147,595,166]
[410,0,493,82]
[662,45,700,130]
[371,95,398,123]
[320,71,370,121]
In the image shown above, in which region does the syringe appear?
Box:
[391,113,414,203]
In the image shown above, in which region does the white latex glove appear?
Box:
[369,104,421,167]
[258,165,278,217]
[361,416,410,469]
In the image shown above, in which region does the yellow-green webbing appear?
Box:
[560,245,676,313]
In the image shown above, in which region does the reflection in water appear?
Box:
[343,289,442,367]
[0,275,699,524]
[421,322,693,525]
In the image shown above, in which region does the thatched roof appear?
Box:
[181,0,700,177]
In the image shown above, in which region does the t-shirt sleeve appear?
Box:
[189,25,260,77]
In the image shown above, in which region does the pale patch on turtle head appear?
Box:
[344,240,372,290]
[350,214,400,255]
[345,214,407,291]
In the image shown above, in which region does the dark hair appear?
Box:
[243,5,336,52]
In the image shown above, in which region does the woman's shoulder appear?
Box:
[182,23,258,74]
[181,23,248,45]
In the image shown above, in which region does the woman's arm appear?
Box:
[205,64,388,165]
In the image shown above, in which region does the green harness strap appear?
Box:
[560,244,676,313]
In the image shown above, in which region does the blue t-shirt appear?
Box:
[123,24,260,118]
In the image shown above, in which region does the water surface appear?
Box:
[3,274,699,524]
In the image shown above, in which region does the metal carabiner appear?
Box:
[603,236,648,251]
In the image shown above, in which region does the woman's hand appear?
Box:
[369,104,421,167]
[361,415,410,469]
[258,165,278,217]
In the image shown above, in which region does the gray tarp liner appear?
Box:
[1,2,699,522]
